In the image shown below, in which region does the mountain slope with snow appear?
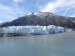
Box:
[0,12,75,28]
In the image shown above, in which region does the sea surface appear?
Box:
[0,31,75,56]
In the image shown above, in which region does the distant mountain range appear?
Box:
[0,12,75,28]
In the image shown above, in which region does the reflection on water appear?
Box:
[0,32,75,56]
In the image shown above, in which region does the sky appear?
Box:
[0,0,75,23]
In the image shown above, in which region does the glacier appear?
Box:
[0,25,71,36]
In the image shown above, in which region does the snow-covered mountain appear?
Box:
[0,12,75,29]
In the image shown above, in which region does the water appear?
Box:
[0,31,75,56]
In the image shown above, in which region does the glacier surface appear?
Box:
[0,25,71,36]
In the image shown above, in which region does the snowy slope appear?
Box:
[0,12,75,28]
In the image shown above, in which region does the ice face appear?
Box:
[0,25,71,36]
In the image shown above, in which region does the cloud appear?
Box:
[0,3,25,22]
[13,0,23,3]
[41,0,64,12]
[0,4,11,11]
[41,0,75,13]
[0,0,75,22]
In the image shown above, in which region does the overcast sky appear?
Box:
[0,0,75,22]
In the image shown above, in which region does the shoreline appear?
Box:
[0,31,75,37]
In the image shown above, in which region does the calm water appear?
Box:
[0,31,75,56]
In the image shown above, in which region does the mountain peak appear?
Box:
[26,12,55,16]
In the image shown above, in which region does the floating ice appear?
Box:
[0,25,71,36]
